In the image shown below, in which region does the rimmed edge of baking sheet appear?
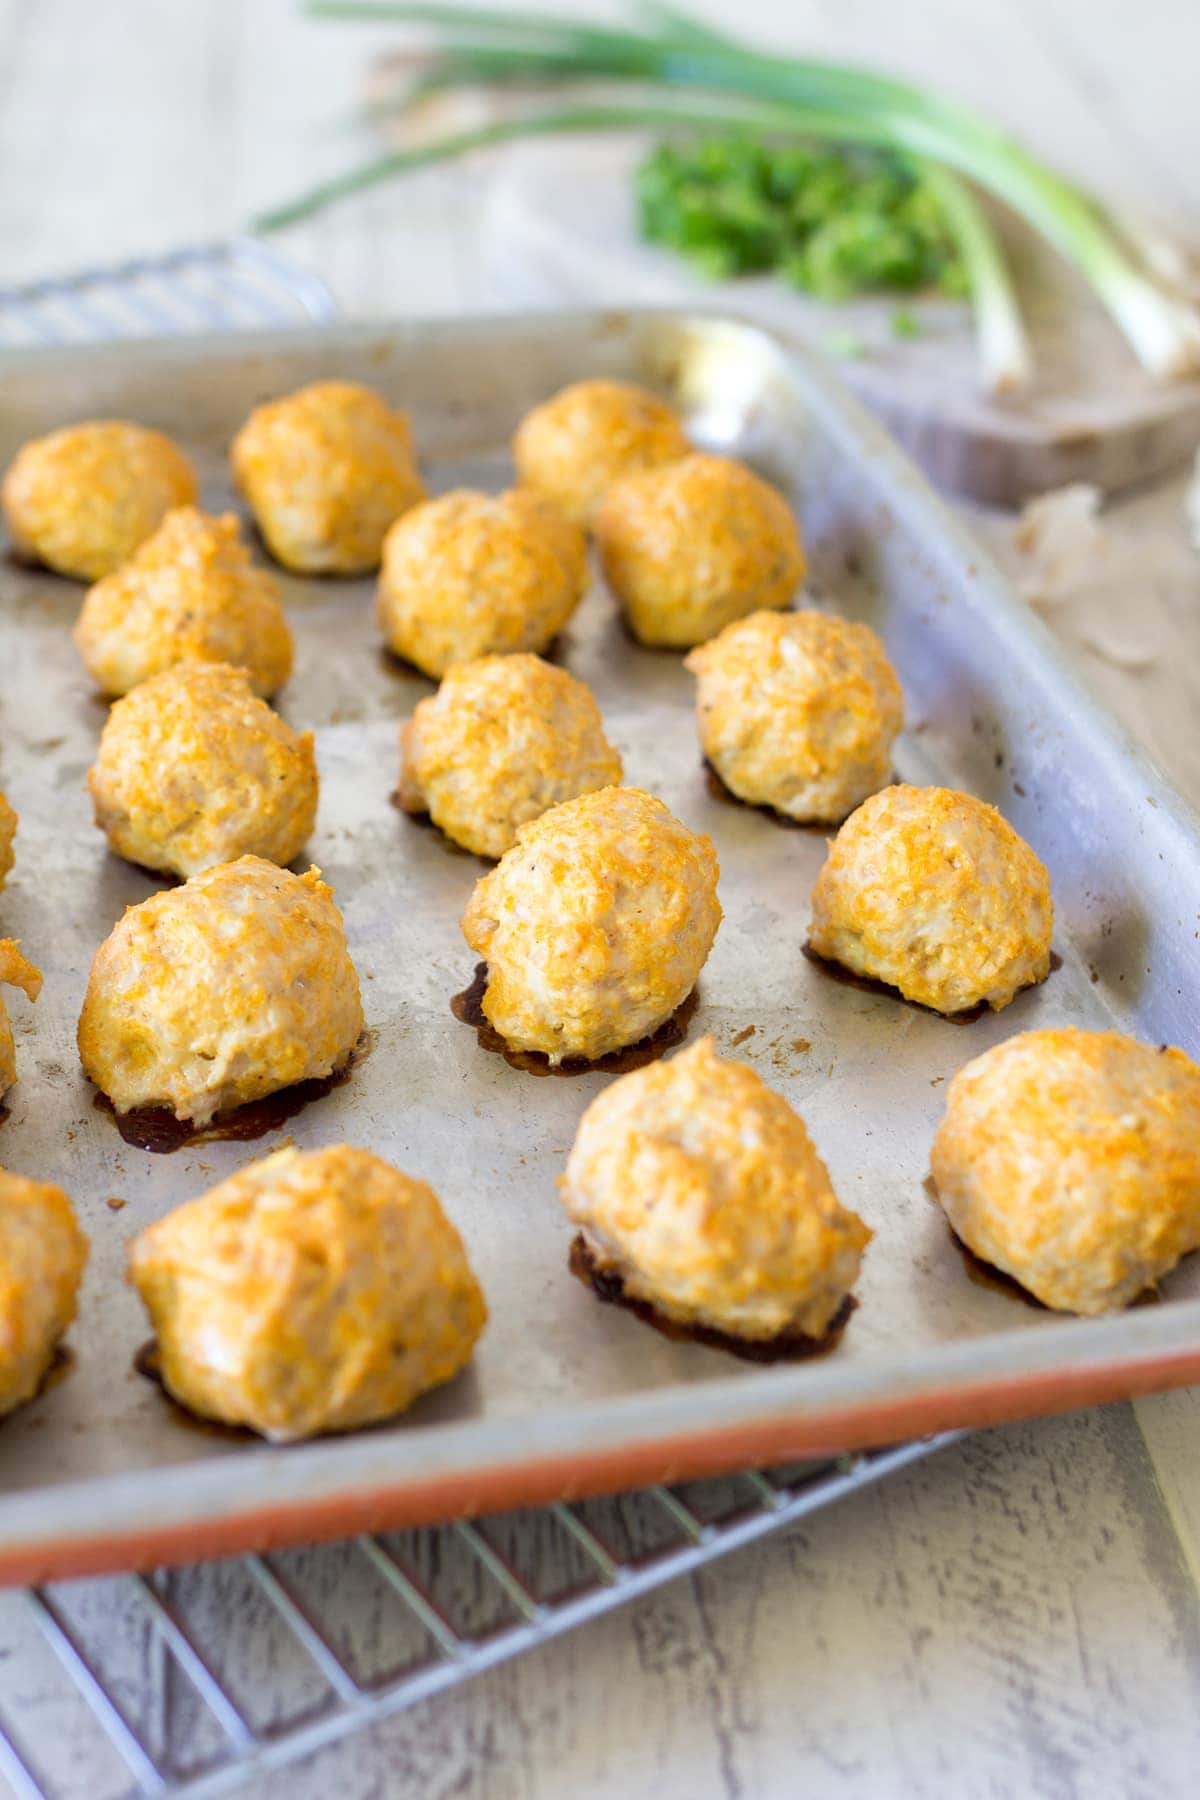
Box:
[0,1303,1197,1583]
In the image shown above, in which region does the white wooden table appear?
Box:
[2,2,1200,1795]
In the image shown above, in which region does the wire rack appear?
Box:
[0,239,336,346]
[0,1440,953,1799]
[0,243,949,1799]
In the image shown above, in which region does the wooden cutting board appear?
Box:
[473,136,1200,507]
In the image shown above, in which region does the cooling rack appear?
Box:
[0,1442,950,1798]
[0,244,949,1798]
[0,240,336,345]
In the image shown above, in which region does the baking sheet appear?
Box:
[0,310,1198,1582]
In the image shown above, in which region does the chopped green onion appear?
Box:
[634,137,967,301]
[823,330,868,360]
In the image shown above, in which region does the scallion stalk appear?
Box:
[252,99,903,235]
[917,161,1031,394]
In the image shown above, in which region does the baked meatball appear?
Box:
[0,790,16,892]
[562,1036,870,1343]
[512,378,690,527]
[519,487,590,597]
[398,654,623,859]
[462,786,721,1063]
[808,785,1053,1015]
[686,609,903,823]
[87,662,318,879]
[231,379,425,574]
[377,488,586,679]
[129,1144,486,1440]
[931,1029,1200,1314]
[2,421,197,582]
[0,1171,88,1419]
[595,453,805,648]
[0,941,41,1100]
[78,858,363,1126]
[74,506,294,699]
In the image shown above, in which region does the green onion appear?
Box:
[259,2,1200,386]
[823,329,867,360]
[635,138,962,297]
[252,100,899,236]
[917,159,1031,393]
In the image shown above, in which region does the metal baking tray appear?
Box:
[0,309,1197,1586]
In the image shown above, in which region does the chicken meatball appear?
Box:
[129,1144,485,1440]
[512,378,690,527]
[377,488,587,679]
[808,785,1053,1015]
[595,453,805,649]
[74,506,294,699]
[398,654,623,859]
[931,1029,1200,1314]
[562,1036,870,1344]
[462,786,721,1063]
[0,942,41,1101]
[0,1171,88,1419]
[78,858,363,1125]
[87,662,318,879]
[2,420,197,582]
[231,379,425,574]
[686,610,903,822]
[518,487,590,597]
[0,790,16,893]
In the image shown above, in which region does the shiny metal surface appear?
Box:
[0,310,1197,1578]
[0,268,963,1800]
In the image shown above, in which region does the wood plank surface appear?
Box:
[0,3,1197,1796]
